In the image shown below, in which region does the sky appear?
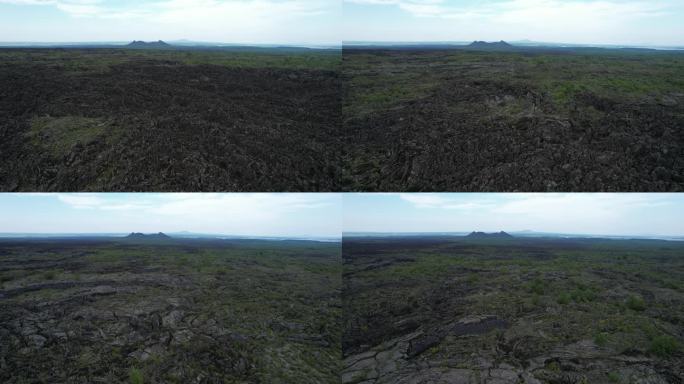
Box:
[0,193,342,238]
[0,0,340,45]
[343,0,684,46]
[343,193,684,237]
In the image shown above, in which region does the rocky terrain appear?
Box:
[342,49,684,191]
[0,238,341,383]
[342,236,684,383]
[0,48,341,191]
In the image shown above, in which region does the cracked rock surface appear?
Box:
[342,49,684,191]
[343,236,684,384]
[0,238,341,383]
[0,49,342,192]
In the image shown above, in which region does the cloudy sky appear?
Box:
[0,193,342,238]
[0,0,340,44]
[343,193,684,237]
[344,0,684,46]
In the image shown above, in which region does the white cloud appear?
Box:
[55,2,103,17]
[398,193,494,210]
[346,0,667,20]
[381,193,679,236]
[398,193,449,208]
[56,193,106,209]
[12,193,341,237]
[1,0,333,21]
[52,193,335,215]
[398,193,671,211]
[0,0,104,13]
[0,0,339,43]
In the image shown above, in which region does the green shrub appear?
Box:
[557,292,571,305]
[662,281,680,291]
[42,271,56,280]
[649,335,680,358]
[129,368,144,384]
[594,332,609,347]
[626,295,646,311]
[607,371,621,383]
[528,278,545,295]
[466,274,480,284]
[546,361,561,372]
[570,286,596,303]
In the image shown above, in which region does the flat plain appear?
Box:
[342,235,684,383]
[342,48,684,191]
[0,48,341,191]
[0,237,341,383]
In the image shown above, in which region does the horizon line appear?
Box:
[342,231,684,239]
[0,40,341,46]
[342,40,684,48]
[0,232,341,238]
[0,233,342,243]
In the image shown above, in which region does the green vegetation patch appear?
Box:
[27,116,113,157]
[129,367,144,384]
[607,371,621,383]
[594,332,610,347]
[0,49,341,73]
[348,79,438,116]
[649,335,680,357]
[626,295,647,311]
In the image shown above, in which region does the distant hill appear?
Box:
[466,40,515,51]
[466,231,514,239]
[126,232,171,239]
[126,40,172,49]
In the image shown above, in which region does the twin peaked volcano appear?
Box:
[125,232,171,239]
[466,40,515,51]
[466,231,514,239]
[126,40,171,49]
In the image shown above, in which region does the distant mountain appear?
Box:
[126,40,172,49]
[126,232,171,239]
[466,231,514,239]
[466,40,515,51]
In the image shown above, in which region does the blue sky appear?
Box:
[344,0,684,46]
[2,0,682,46]
[0,0,340,44]
[343,193,684,236]
[0,193,342,237]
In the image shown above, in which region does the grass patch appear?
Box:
[569,284,597,303]
[649,335,680,358]
[607,371,621,383]
[527,278,545,295]
[557,292,571,305]
[27,116,113,156]
[0,49,341,72]
[129,367,144,384]
[626,295,647,311]
[594,332,610,347]
[42,271,56,280]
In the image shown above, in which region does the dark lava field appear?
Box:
[342,49,684,192]
[0,238,341,383]
[0,49,341,191]
[2,48,684,192]
[342,236,684,384]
